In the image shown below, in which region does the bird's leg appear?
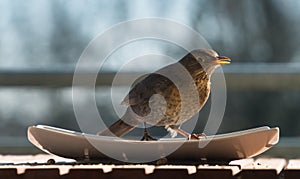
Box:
[174,128,206,140]
[140,123,157,141]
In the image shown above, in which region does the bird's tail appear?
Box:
[97,108,141,137]
[98,119,135,137]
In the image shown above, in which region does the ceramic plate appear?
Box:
[28,125,279,162]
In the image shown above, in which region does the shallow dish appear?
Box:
[28,125,279,162]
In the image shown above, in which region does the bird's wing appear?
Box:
[121,73,174,106]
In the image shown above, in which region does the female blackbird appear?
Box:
[98,49,230,140]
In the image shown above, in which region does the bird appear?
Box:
[98,49,230,140]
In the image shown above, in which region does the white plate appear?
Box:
[28,125,279,162]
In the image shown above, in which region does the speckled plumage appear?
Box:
[99,49,230,138]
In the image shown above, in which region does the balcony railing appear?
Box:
[1,63,300,91]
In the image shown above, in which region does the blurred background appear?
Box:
[1,0,300,155]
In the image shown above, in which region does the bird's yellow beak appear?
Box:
[216,56,231,65]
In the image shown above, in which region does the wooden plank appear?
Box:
[285,159,300,169]
[239,158,286,179]
[21,169,61,179]
[284,159,300,179]
[187,158,255,179]
[4,155,300,179]
[229,158,255,169]
[196,165,240,179]
[0,154,75,165]
[0,169,19,179]
[64,169,106,179]
[0,164,240,179]
[148,168,192,179]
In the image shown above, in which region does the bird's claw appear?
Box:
[188,133,206,140]
[140,129,157,141]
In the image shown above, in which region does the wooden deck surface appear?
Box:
[0,155,299,179]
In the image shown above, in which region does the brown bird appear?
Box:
[98,49,230,140]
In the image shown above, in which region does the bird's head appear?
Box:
[190,49,231,74]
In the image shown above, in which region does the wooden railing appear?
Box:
[1,63,300,90]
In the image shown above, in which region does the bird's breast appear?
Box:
[172,75,210,125]
[128,72,211,126]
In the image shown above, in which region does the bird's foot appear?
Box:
[171,127,206,140]
[188,133,207,140]
[140,129,157,141]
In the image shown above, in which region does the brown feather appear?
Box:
[98,49,229,138]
